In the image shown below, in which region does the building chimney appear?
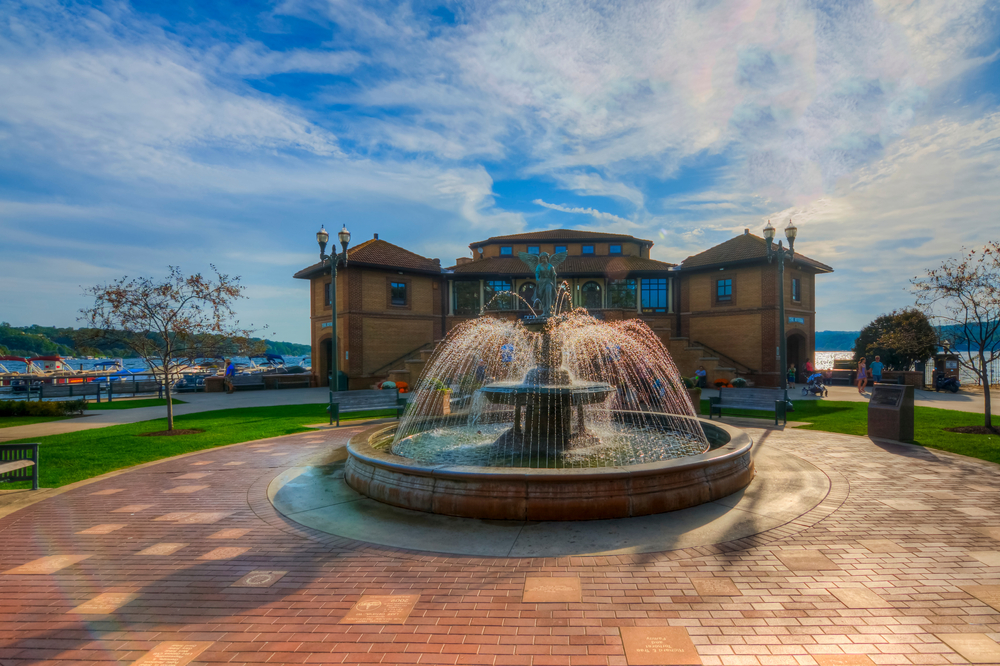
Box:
[744,228,749,235]
[456,257,472,265]
[374,233,379,240]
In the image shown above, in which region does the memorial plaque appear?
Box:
[867,384,914,442]
[828,587,892,609]
[175,472,213,480]
[956,506,997,517]
[975,527,1000,540]
[968,551,1000,567]
[859,539,906,553]
[814,656,877,666]
[163,485,209,494]
[775,550,840,571]
[155,512,196,522]
[76,523,126,535]
[176,512,231,524]
[112,504,153,513]
[4,554,90,574]
[231,570,288,588]
[70,592,138,614]
[691,578,741,596]
[936,633,1000,664]
[878,499,932,511]
[340,594,420,624]
[132,641,213,666]
[209,528,252,539]
[224,461,245,466]
[959,585,1000,612]
[138,543,187,556]
[199,546,249,560]
[522,576,582,602]
[91,488,124,496]
[619,627,702,666]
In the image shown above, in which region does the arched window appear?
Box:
[518,282,537,311]
[581,281,602,309]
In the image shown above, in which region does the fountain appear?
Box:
[344,255,754,521]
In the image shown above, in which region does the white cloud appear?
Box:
[532,199,634,226]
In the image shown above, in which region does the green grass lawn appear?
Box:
[3,404,397,489]
[700,399,1000,465]
[0,415,71,429]
[88,398,185,410]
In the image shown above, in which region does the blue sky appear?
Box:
[1,0,998,344]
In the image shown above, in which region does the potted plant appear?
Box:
[426,378,452,416]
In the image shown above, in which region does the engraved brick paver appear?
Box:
[3,425,1000,665]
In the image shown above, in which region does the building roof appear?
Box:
[471,229,653,246]
[293,238,442,279]
[446,255,675,278]
[681,232,834,273]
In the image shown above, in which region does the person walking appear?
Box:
[224,358,236,394]
[870,355,884,384]
[856,358,868,394]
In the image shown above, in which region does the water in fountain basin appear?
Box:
[391,309,709,468]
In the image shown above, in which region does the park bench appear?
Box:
[0,443,39,490]
[328,390,410,426]
[37,383,103,401]
[709,387,789,426]
[230,374,266,391]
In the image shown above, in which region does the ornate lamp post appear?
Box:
[317,224,351,423]
[763,219,797,407]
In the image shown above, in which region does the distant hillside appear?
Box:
[0,323,309,358]
[815,330,859,351]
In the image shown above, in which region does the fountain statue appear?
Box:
[518,250,567,317]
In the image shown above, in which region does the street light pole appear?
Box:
[763,220,797,412]
[317,225,351,424]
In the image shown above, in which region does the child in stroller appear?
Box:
[802,372,828,397]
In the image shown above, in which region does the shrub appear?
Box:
[681,376,695,389]
[0,399,87,417]
[731,377,748,388]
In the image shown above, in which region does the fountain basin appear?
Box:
[345,417,753,521]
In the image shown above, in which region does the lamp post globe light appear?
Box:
[317,224,351,424]
[764,219,798,411]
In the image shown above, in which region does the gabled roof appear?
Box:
[471,229,653,246]
[447,255,675,277]
[681,232,833,273]
[293,238,441,279]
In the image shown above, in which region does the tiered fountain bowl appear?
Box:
[344,311,754,521]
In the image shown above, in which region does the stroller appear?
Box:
[801,372,828,397]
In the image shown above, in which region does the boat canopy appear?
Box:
[0,356,29,363]
[27,355,66,362]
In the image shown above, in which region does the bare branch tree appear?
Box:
[912,241,1000,429]
[78,266,265,430]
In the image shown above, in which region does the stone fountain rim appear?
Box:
[347,415,751,482]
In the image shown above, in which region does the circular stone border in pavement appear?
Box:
[263,431,844,558]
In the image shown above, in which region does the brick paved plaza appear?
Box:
[2,422,999,665]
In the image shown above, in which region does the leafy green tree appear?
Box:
[852,308,938,371]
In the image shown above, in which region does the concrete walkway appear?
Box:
[2,424,1000,664]
[703,384,992,414]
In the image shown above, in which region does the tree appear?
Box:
[79,266,264,431]
[913,241,1000,429]
[852,308,938,371]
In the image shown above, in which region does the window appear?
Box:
[453,281,480,315]
[581,281,602,309]
[527,245,540,255]
[390,282,407,306]
[554,245,567,254]
[500,246,513,256]
[484,279,514,310]
[792,277,801,302]
[609,244,622,255]
[641,278,669,313]
[607,278,636,309]
[582,245,595,255]
[716,278,733,302]
[518,282,537,311]
[324,283,332,306]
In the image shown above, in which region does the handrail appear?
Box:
[369,342,436,378]
[690,340,755,375]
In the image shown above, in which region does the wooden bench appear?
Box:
[0,443,39,490]
[37,383,103,400]
[709,387,789,426]
[230,374,266,391]
[328,391,410,426]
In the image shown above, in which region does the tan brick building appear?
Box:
[294,229,832,389]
